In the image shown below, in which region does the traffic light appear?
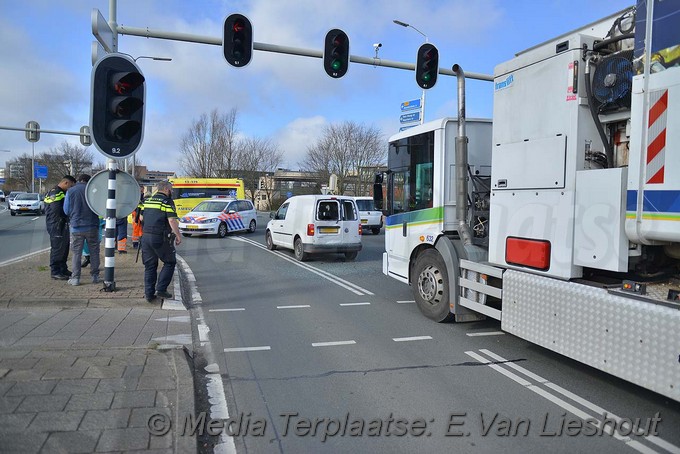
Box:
[223,14,253,67]
[415,43,439,89]
[90,54,145,159]
[324,29,350,78]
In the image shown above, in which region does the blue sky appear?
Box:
[0,0,634,174]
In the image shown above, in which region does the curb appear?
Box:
[172,347,197,453]
[0,247,50,267]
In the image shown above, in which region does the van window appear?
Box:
[317,201,339,221]
[238,200,252,211]
[355,199,375,211]
[342,201,357,221]
[275,202,289,220]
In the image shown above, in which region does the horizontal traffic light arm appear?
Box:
[115,24,493,82]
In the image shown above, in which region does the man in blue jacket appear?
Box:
[64,174,101,285]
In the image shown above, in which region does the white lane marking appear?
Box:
[0,247,50,268]
[467,350,664,454]
[233,236,374,296]
[397,300,415,304]
[209,308,246,312]
[393,336,432,342]
[312,340,356,347]
[466,331,506,337]
[479,349,679,454]
[176,254,236,454]
[224,346,271,352]
[31,216,39,221]
[340,302,371,306]
[277,305,311,309]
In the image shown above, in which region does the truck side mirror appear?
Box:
[373,183,383,210]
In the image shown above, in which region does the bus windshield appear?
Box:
[387,131,434,214]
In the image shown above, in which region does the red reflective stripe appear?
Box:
[648,90,668,127]
[506,237,551,271]
[646,129,666,163]
[647,167,665,184]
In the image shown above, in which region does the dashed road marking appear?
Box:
[397,300,416,304]
[277,305,311,309]
[209,308,246,312]
[339,302,371,306]
[224,346,271,352]
[466,331,505,337]
[393,336,432,342]
[312,340,356,347]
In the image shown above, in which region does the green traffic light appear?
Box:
[422,73,431,82]
[332,60,342,71]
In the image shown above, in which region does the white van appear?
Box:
[265,195,362,261]
[354,196,383,235]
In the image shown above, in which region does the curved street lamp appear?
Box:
[393,19,428,125]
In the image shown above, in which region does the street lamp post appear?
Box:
[393,19,428,125]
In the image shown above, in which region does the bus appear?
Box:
[168,178,245,217]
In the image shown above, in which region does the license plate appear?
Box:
[361,219,368,224]
[187,225,198,229]
[318,227,338,234]
[20,207,28,210]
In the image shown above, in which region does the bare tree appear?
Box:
[300,121,385,195]
[236,137,284,202]
[179,108,239,177]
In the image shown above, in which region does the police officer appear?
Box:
[141,180,181,303]
[45,175,76,280]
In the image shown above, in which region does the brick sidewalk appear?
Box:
[0,250,197,453]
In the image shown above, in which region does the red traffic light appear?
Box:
[90,54,145,159]
[223,14,253,67]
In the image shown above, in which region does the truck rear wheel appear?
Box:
[413,249,454,322]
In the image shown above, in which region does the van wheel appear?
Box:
[217,222,228,238]
[265,231,277,250]
[294,238,307,261]
[10,210,15,216]
[248,219,256,233]
[182,233,192,237]
[344,251,358,261]
[412,249,454,322]
[371,227,380,235]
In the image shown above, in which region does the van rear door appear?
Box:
[340,199,361,245]
[314,199,342,245]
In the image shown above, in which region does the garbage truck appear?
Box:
[377,0,680,401]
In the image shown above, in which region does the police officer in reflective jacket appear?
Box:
[141,181,181,303]
[45,175,76,279]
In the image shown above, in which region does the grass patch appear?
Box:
[37,265,49,272]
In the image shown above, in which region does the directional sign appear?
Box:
[400,111,421,123]
[34,165,48,180]
[399,125,417,132]
[401,99,421,111]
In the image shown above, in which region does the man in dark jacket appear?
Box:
[64,174,101,286]
[45,175,76,280]
[141,181,181,303]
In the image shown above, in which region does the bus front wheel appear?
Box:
[412,249,454,322]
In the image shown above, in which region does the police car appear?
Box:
[178,197,257,238]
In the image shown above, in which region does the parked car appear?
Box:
[178,198,257,238]
[6,191,23,208]
[9,192,45,216]
[354,196,383,235]
[265,195,362,261]
[0,190,5,202]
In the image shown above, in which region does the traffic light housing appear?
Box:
[324,29,350,78]
[223,14,253,67]
[415,43,439,89]
[90,54,145,159]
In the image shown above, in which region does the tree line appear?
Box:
[178,108,386,201]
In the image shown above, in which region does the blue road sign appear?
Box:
[0,178,6,184]
[34,165,48,180]
[400,98,421,111]
[399,125,417,132]
[400,111,421,123]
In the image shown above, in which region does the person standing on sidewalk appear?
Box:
[64,174,101,286]
[141,180,181,303]
[131,185,146,249]
[45,175,76,280]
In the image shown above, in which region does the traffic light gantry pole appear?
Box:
[113,24,493,82]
